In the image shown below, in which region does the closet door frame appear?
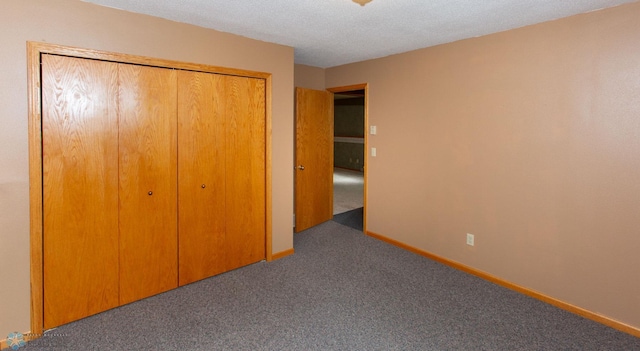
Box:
[27,41,273,337]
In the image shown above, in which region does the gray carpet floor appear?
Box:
[24,221,640,350]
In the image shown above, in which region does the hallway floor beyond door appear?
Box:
[333,168,363,215]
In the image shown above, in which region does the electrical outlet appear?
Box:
[466,233,475,246]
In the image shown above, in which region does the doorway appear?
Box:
[329,85,367,232]
[293,84,368,233]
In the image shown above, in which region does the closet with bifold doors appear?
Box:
[41,52,266,329]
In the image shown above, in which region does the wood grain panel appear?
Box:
[295,87,334,232]
[224,76,267,271]
[42,54,119,328]
[177,71,226,285]
[29,42,274,337]
[29,42,271,80]
[118,64,178,304]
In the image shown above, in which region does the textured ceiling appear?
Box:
[83,0,637,68]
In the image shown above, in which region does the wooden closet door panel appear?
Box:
[118,64,178,304]
[224,76,266,271]
[177,71,226,286]
[42,54,120,328]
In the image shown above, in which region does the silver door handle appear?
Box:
[296,165,305,170]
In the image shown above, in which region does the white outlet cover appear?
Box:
[466,233,475,246]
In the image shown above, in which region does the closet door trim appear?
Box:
[27,41,273,337]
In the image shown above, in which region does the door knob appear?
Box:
[148,191,153,196]
[296,165,305,170]
[201,184,206,189]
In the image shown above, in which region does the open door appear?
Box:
[294,87,333,232]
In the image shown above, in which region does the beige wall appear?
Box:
[294,64,326,90]
[326,2,640,329]
[0,0,294,337]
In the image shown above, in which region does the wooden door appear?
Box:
[294,87,333,232]
[224,75,267,271]
[177,71,226,286]
[42,54,120,328]
[118,64,178,304]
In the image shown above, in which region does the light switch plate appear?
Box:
[370,126,377,135]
